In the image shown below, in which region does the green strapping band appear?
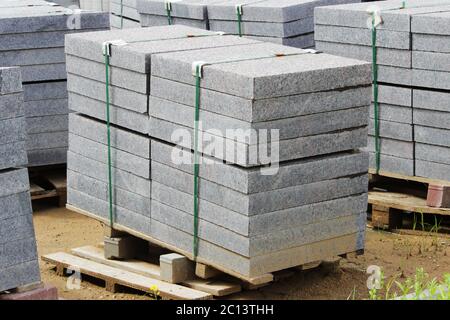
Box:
[193,64,201,259]
[236,5,243,37]
[371,14,381,174]
[120,0,124,29]
[103,45,114,228]
[166,2,173,25]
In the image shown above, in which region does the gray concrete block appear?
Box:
[315,41,412,68]
[0,192,32,221]
[377,85,412,107]
[314,25,410,50]
[413,109,450,130]
[68,92,149,134]
[413,89,450,112]
[69,113,150,158]
[413,51,450,73]
[0,168,30,198]
[415,126,450,148]
[67,151,150,197]
[137,0,211,20]
[151,159,368,215]
[377,65,412,87]
[369,119,413,141]
[149,95,369,142]
[67,169,151,217]
[140,14,208,29]
[416,160,450,181]
[366,136,414,159]
[369,104,412,124]
[66,54,148,94]
[413,34,450,53]
[368,152,414,176]
[415,143,450,165]
[27,147,67,166]
[19,63,67,82]
[209,16,314,37]
[411,10,450,35]
[159,253,194,284]
[0,142,28,171]
[0,117,27,145]
[150,117,368,166]
[68,133,150,178]
[412,68,450,91]
[26,115,68,134]
[67,73,148,114]
[67,187,151,235]
[65,26,253,73]
[25,98,68,117]
[151,140,368,194]
[150,75,371,122]
[246,32,315,48]
[0,67,22,95]
[0,93,24,120]
[151,42,372,99]
[0,260,41,293]
[152,180,367,236]
[23,81,67,102]
[0,215,34,244]
[26,131,68,150]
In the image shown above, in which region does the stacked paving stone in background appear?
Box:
[0,67,41,292]
[314,0,450,181]
[137,0,361,48]
[65,25,371,279]
[110,0,141,28]
[0,0,109,166]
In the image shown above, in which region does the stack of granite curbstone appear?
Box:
[137,0,361,48]
[0,67,41,293]
[0,0,109,166]
[315,0,450,181]
[111,0,142,29]
[66,25,371,279]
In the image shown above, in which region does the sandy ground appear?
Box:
[33,201,450,300]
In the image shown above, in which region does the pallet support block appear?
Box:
[427,184,450,208]
[104,235,147,260]
[195,262,222,280]
[371,205,403,230]
[160,253,194,284]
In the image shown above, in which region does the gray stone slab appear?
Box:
[0,214,34,244]
[149,96,368,142]
[0,47,65,67]
[69,113,150,158]
[411,10,450,35]
[416,160,450,181]
[314,25,410,50]
[0,6,109,34]
[315,41,412,68]
[65,26,252,73]
[0,142,28,171]
[368,151,414,176]
[68,92,149,134]
[413,89,450,113]
[67,73,148,114]
[150,117,368,166]
[369,119,413,141]
[25,98,68,117]
[66,54,148,94]
[0,93,24,120]
[111,2,141,21]
[413,33,450,53]
[27,147,67,166]
[69,133,150,178]
[19,63,67,82]
[152,139,368,194]
[151,159,368,215]
[150,76,371,122]
[0,191,32,221]
[23,81,67,102]
[366,136,414,159]
[140,14,208,29]
[369,104,412,124]
[246,32,314,48]
[67,151,150,197]
[378,65,412,86]
[0,168,30,198]
[137,0,210,20]
[314,0,450,31]
[0,260,40,293]
[67,187,151,235]
[415,125,450,148]
[67,169,151,217]
[152,198,365,257]
[413,109,450,130]
[377,85,412,107]
[0,117,27,145]
[112,0,138,7]
[415,143,450,165]
[0,67,22,95]
[209,16,314,37]
[26,131,68,150]
[412,68,450,91]
[26,115,68,134]
[412,51,450,73]
[151,42,371,99]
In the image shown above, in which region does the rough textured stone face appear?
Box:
[0,66,40,292]
[67,26,371,278]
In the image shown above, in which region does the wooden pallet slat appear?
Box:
[42,252,213,300]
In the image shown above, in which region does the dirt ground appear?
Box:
[33,200,450,300]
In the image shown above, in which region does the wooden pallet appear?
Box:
[29,165,66,207]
